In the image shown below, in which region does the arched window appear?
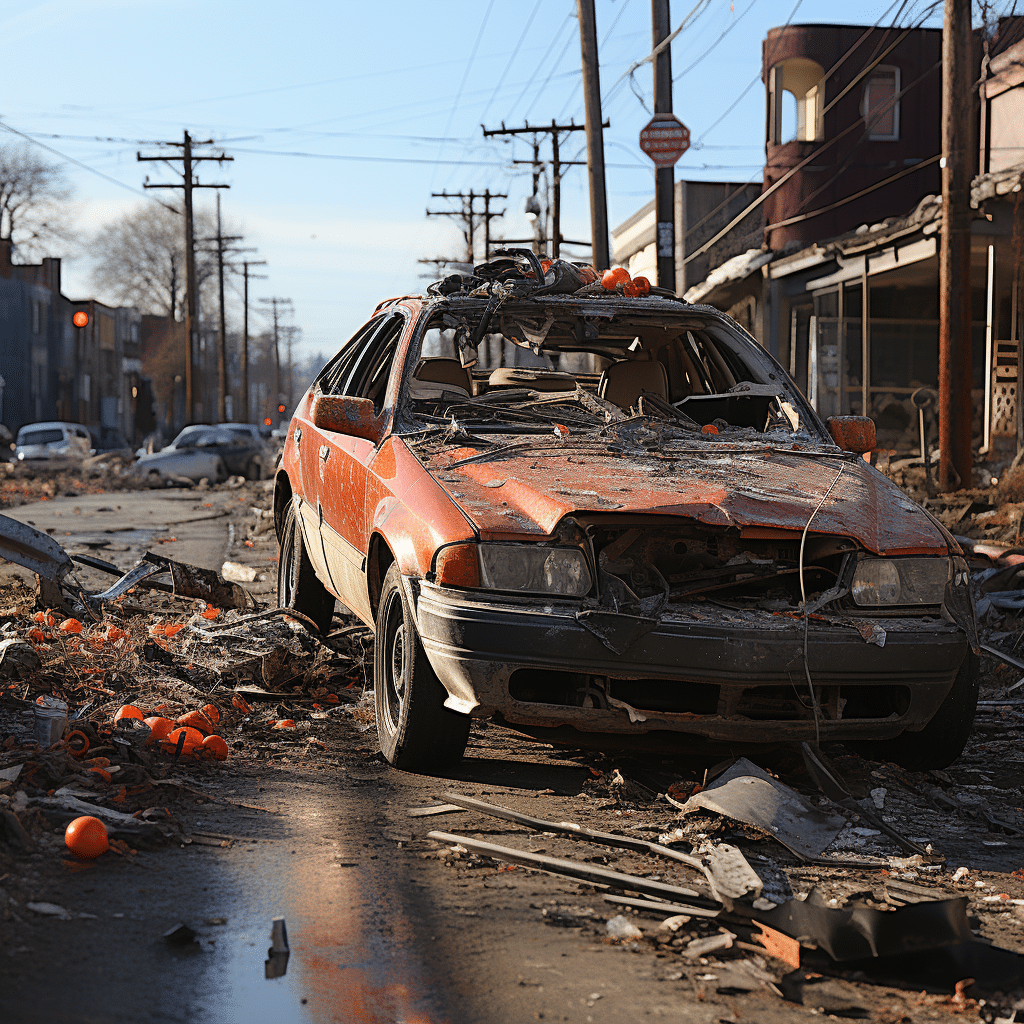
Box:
[768,58,825,144]
[862,66,900,140]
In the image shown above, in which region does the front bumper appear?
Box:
[412,580,968,743]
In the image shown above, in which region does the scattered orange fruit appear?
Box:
[176,710,215,735]
[65,816,109,859]
[33,611,55,626]
[28,628,46,643]
[201,606,220,620]
[59,618,84,634]
[201,703,220,725]
[143,716,174,746]
[96,624,127,642]
[114,705,144,723]
[601,266,630,290]
[200,734,229,761]
[163,726,204,756]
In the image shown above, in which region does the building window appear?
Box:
[769,58,825,144]
[863,66,900,141]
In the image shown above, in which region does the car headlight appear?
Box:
[435,542,592,597]
[851,557,948,607]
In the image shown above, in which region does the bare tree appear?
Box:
[0,142,75,258]
[90,203,218,319]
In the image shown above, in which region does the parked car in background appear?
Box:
[134,424,269,484]
[15,422,93,466]
[274,252,978,775]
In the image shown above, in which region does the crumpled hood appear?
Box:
[418,444,946,555]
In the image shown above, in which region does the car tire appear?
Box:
[374,563,470,771]
[849,651,979,770]
[277,499,335,634]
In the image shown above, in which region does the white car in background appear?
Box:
[15,422,93,466]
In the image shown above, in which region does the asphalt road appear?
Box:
[3,488,1021,1024]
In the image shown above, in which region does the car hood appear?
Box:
[413,442,945,556]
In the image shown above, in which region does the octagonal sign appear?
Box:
[639,113,690,168]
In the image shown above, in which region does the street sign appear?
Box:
[639,113,690,168]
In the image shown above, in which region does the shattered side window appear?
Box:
[316,320,380,396]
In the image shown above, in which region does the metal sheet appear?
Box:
[677,757,847,860]
[0,512,73,583]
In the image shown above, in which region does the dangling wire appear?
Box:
[799,463,845,746]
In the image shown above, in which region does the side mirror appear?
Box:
[313,394,380,443]
[827,415,876,453]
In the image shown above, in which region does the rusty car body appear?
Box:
[274,253,978,771]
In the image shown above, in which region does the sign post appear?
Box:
[640,112,690,290]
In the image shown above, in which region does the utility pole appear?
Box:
[236,260,266,424]
[426,190,507,263]
[484,120,600,258]
[138,131,232,422]
[259,298,292,423]
[281,325,300,411]
[652,0,675,289]
[578,0,611,270]
[938,0,973,491]
[196,194,243,423]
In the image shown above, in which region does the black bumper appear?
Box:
[413,580,968,743]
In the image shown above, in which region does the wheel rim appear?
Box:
[382,591,407,733]
[278,516,299,608]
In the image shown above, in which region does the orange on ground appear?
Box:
[59,618,83,634]
[200,734,229,761]
[114,705,144,723]
[65,816,109,859]
[201,606,221,620]
[201,703,220,725]
[162,726,204,756]
[143,716,174,745]
[176,709,215,735]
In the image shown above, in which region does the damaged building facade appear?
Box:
[0,239,149,444]
[613,17,1024,454]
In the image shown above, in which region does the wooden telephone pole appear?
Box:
[426,190,507,262]
[259,297,292,422]
[938,0,973,491]
[138,131,232,423]
[236,260,267,424]
[196,194,243,423]
[652,0,675,290]
[578,0,611,270]
[482,121,599,257]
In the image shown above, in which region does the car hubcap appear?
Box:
[384,596,406,731]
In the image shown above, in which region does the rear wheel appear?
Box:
[850,651,979,770]
[277,499,335,634]
[374,563,470,771]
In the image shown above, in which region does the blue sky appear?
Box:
[0,0,955,363]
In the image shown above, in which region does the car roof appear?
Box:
[17,422,86,433]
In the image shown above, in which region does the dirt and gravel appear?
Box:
[0,472,1023,1023]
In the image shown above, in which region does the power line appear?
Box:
[426,190,508,262]
[672,0,759,82]
[506,9,576,117]
[433,0,496,186]
[480,0,545,125]
[0,118,178,212]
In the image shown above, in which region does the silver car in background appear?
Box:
[15,422,93,466]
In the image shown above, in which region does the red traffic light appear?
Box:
[277,405,286,414]
[72,311,89,328]
[264,418,272,426]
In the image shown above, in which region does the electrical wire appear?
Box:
[480,0,545,125]
[431,0,497,187]
[672,0,759,82]
[506,8,576,119]
[0,118,179,214]
[799,463,845,747]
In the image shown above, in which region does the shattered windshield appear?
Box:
[398,299,823,456]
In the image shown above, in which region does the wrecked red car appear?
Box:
[274,251,978,772]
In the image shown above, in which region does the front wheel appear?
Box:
[374,563,470,771]
[277,498,335,634]
[849,651,979,770]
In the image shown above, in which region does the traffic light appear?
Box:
[264,417,272,427]
[278,404,286,415]
[72,311,89,328]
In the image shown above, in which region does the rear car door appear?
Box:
[316,312,406,623]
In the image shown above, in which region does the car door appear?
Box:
[316,312,405,624]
